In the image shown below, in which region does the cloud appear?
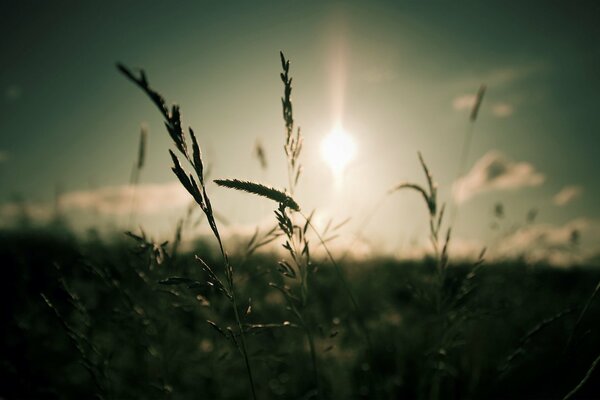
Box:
[491,102,514,117]
[60,182,190,215]
[0,181,192,228]
[0,150,8,163]
[451,63,547,117]
[452,94,514,118]
[454,151,545,203]
[553,185,583,206]
[453,95,514,118]
[495,218,600,266]
[452,94,476,111]
[0,202,52,226]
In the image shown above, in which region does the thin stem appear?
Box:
[231,287,258,400]
[292,305,321,399]
[450,121,475,226]
[565,279,600,350]
[214,238,257,400]
[456,123,475,187]
[193,193,257,400]
[300,212,374,357]
[289,216,308,305]
[117,63,257,399]
[563,352,600,400]
[306,326,320,399]
[212,218,258,398]
[287,159,295,196]
[128,166,140,227]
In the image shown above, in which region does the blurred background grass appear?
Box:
[1,224,599,399]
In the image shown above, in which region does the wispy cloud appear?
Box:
[0,182,192,227]
[454,151,545,203]
[452,94,477,111]
[451,63,546,118]
[453,95,514,118]
[553,185,583,206]
[0,202,52,225]
[60,182,190,215]
[495,218,600,266]
[491,102,514,117]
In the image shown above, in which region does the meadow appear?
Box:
[1,53,599,400]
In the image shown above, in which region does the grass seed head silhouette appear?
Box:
[214,179,300,211]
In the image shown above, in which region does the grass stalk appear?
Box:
[128,125,147,227]
[117,63,258,400]
[563,352,600,400]
[300,211,373,352]
[231,286,258,400]
[449,84,486,225]
[565,279,600,350]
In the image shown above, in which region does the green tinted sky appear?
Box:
[1,1,599,260]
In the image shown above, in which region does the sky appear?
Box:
[1,0,599,264]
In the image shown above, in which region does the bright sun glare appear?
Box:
[320,125,356,182]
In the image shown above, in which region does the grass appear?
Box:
[213,53,361,398]
[128,125,147,226]
[1,52,599,399]
[118,61,258,399]
[2,227,600,399]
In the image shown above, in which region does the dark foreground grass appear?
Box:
[1,227,599,399]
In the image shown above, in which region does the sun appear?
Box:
[320,125,356,182]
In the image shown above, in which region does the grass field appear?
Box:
[1,225,599,399]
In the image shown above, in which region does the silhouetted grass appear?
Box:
[1,226,600,399]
